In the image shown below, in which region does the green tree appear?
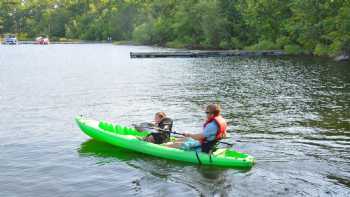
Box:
[0,0,348,57]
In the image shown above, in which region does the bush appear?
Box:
[199,38,212,49]
[276,36,290,49]
[132,23,152,44]
[245,40,279,50]
[314,43,329,56]
[230,37,243,49]
[217,37,243,49]
[329,38,350,56]
[219,40,231,49]
[17,32,29,40]
[166,40,186,48]
[284,44,304,55]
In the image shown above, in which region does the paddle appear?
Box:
[146,126,235,147]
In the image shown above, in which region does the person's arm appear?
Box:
[184,122,219,140]
[187,122,219,140]
[184,133,205,141]
[147,122,156,127]
[133,122,155,132]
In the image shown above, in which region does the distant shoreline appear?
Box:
[3,40,347,62]
[114,41,349,62]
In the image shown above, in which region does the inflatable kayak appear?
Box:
[75,116,255,168]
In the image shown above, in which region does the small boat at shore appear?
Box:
[35,36,49,45]
[2,34,17,45]
[75,116,255,169]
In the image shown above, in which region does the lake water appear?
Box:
[0,44,349,196]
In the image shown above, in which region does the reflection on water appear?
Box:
[0,44,349,196]
[79,139,233,176]
[79,139,237,196]
[79,139,140,161]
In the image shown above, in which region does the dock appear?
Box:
[130,50,285,58]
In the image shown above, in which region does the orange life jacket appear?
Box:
[201,115,227,144]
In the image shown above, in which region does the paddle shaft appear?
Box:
[149,127,234,146]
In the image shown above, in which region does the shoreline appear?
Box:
[114,41,349,62]
[4,40,348,62]
[130,50,286,58]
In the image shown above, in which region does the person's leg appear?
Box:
[164,137,187,148]
[165,142,183,148]
[151,133,165,144]
[164,138,201,151]
[144,135,155,143]
[175,137,187,142]
[181,138,201,150]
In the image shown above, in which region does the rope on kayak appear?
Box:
[195,151,202,165]
[208,149,214,163]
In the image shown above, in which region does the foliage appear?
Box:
[0,0,349,56]
[284,44,304,55]
[245,40,279,51]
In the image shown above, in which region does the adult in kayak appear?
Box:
[134,112,173,144]
[165,104,227,153]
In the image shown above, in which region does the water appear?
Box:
[0,44,349,197]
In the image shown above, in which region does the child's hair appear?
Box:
[155,112,166,119]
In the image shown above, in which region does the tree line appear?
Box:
[0,0,349,56]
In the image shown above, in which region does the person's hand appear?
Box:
[183,132,191,137]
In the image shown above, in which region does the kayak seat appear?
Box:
[213,148,227,156]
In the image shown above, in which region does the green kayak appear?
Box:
[76,116,255,169]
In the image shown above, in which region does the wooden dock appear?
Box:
[130,50,285,58]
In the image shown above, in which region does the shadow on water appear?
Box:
[78,140,241,196]
[327,175,350,188]
[78,140,246,196]
[78,140,189,169]
[78,139,189,179]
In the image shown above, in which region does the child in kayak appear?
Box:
[165,104,227,153]
[134,112,173,144]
